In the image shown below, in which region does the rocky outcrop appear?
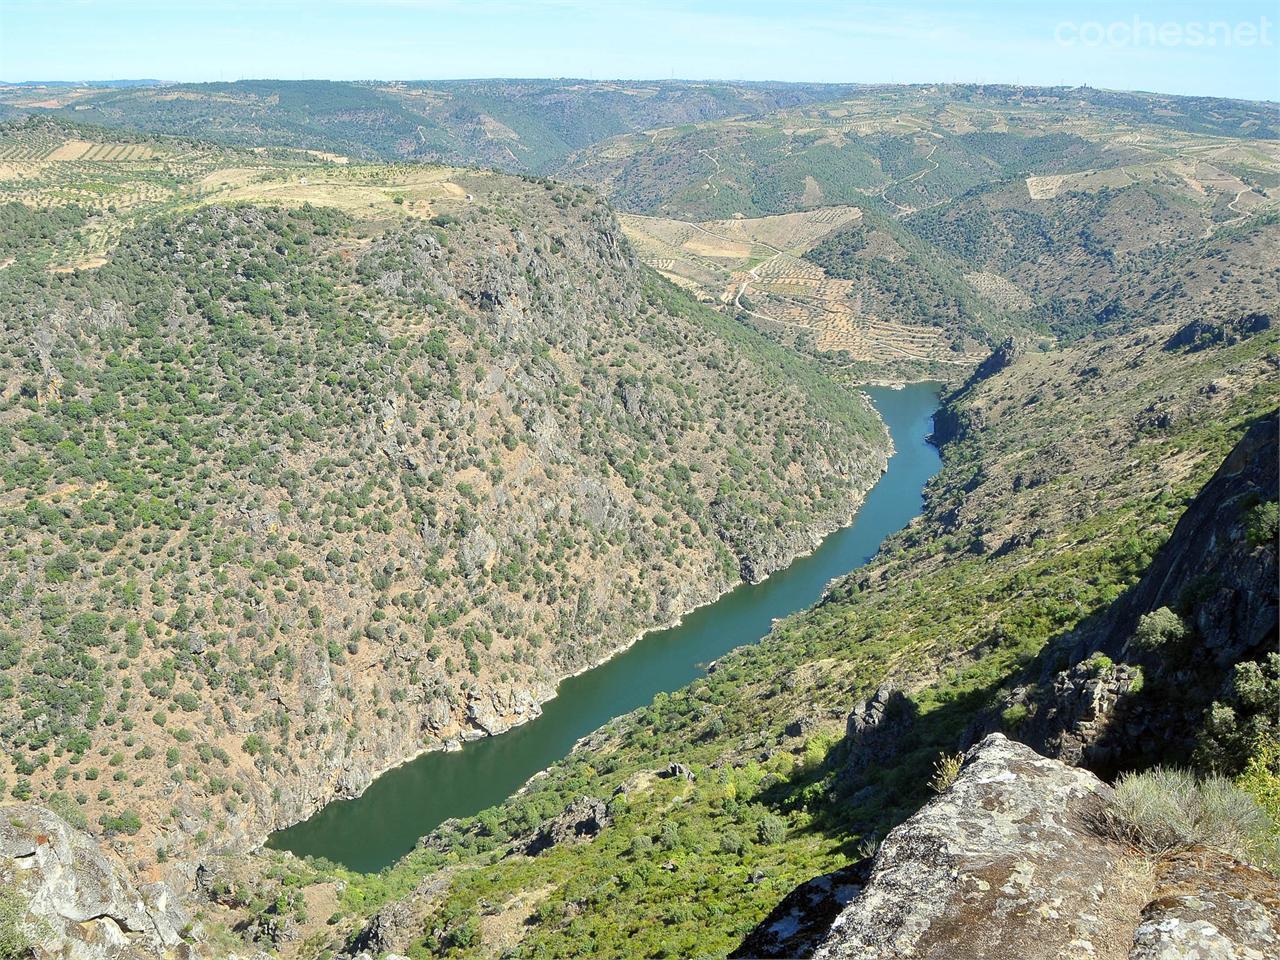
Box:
[0,802,189,960]
[1163,312,1272,353]
[750,735,1280,960]
[1004,413,1278,774]
[344,874,452,959]
[971,336,1021,383]
[1003,658,1145,770]
[930,337,1020,446]
[521,796,612,855]
[841,686,914,777]
[807,734,1151,960]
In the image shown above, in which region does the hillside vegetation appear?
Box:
[0,123,887,872]
[0,82,1275,960]
[0,79,861,173]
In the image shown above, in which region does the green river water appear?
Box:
[269,382,941,872]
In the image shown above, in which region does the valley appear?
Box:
[0,121,888,872]
[268,383,940,873]
[0,75,1275,960]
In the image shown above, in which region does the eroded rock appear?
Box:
[809,734,1152,960]
[0,802,185,959]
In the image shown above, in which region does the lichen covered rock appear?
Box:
[0,802,184,959]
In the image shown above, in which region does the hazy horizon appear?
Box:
[2,1,1276,102]
[3,76,1276,105]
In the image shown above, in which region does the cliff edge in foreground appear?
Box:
[741,734,1279,960]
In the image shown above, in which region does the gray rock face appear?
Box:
[731,861,870,959]
[769,734,1280,960]
[1130,847,1280,960]
[0,802,184,959]
[345,873,452,959]
[1014,659,1144,769]
[810,734,1151,960]
[522,796,612,855]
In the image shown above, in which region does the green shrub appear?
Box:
[1236,737,1280,825]
[98,809,143,836]
[1244,500,1278,548]
[1084,653,1114,677]
[1196,654,1280,775]
[1099,767,1277,869]
[1131,606,1187,652]
[0,883,36,960]
[756,814,787,845]
[1000,704,1029,730]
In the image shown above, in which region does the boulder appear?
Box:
[810,734,1152,960]
[780,734,1280,959]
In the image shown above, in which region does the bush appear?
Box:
[1099,767,1277,869]
[1131,607,1187,652]
[1000,703,1029,730]
[1196,654,1280,775]
[1236,737,1280,824]
[1244,500,1278,548]
[756,813,786,845]
[98,809,143,836]
[1084,653,1114,677]
[0,884,37,960]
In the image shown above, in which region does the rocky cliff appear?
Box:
[1004,412,1277,775]
[0,801,268,960]
[741,735,1279,960]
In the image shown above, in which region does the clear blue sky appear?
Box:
[2,0,1276,100]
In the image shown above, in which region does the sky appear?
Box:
[1,0,1276,100]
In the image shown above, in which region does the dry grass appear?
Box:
[1098,767,1278,869]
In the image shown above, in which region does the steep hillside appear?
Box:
[0,149,888,880]
[213,218,1278,959]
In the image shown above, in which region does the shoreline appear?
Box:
[263,385,916,859]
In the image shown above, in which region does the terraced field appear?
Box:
[0,121,474,269]
[620,206,982,367]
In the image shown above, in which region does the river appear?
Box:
[268,381,941,872]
